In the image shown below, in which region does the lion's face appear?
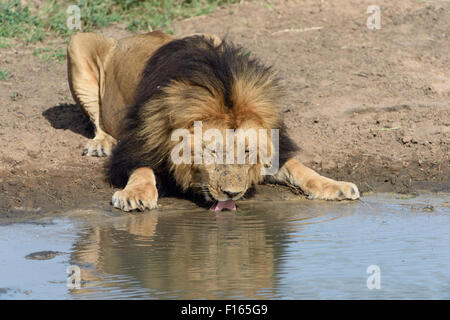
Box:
[200,163,253,201]
[171,121,274,204]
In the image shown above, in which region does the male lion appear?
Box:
[67,31,359,212]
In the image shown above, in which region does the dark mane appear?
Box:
[133,35,268,108]
[106,35,298,191]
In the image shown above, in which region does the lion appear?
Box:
[67,31,360,212]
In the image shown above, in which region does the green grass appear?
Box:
[33,47,67,62]
[0,0,240,45]
[0,69,10,80]
[0,38,14,48]
[0,0,242,62]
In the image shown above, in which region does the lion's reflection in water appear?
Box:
[68,198,344,299]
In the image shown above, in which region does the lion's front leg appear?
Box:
[273,158,360,200]
[112,167,158,211]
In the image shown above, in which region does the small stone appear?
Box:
[25,251,65,260]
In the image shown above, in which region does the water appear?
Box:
[0,193,449,299]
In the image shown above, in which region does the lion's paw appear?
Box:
[112,185,158,212]
[307,179,360,201]
[82,135,116,157]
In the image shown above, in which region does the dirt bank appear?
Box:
[0,0,449,218]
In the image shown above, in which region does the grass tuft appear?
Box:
[0,69,10,80]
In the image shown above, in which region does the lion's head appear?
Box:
[108,35,298,210]
[168,118,283,211]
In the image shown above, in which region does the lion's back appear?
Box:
[101,31,173,137]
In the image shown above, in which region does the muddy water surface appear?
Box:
[0,193,449,299]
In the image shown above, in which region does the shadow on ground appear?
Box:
[42,103,94,139]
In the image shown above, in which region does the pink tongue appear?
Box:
[210,200,236,212]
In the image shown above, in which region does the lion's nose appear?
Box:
[223,190,240,198]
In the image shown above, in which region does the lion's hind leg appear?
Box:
[67,33,116,157]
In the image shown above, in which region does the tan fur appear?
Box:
[67,31,173,156]
[68,32,360,211]
[111,167,158,211]
[274,159,360,200]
